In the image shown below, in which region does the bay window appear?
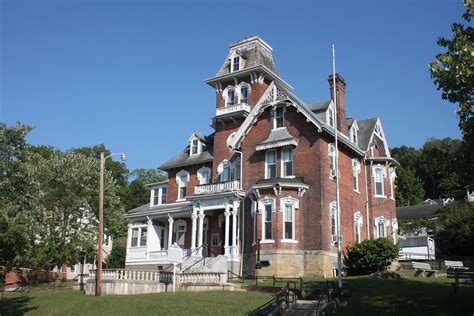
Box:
[266,150,277,179]
[264,204,273,240]
[283,204,294,240]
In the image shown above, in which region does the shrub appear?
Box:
[344,238,400,276]
[107,237,126,269]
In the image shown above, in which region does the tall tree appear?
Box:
[429,4,474,189]
[394,166,425,207]
[120,168,166,212]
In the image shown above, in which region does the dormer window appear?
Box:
[350,125,358,144]
[274,107,285,129]
[328,107,335,127]
[191,139,198,155]
[232,56,240,72]
[151,185,168,206]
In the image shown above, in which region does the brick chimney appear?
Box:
[328,74,347,134]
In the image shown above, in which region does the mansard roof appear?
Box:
[216,36,279,77]
[159,133,214,171]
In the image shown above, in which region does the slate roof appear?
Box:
[216,37,279,77]
[256,128,298,151]
[127,202,192,217]
[254,176,308,187]
[396,203,442,220]
[309,100,331,112]
[357,118,378,151]
[159,133,214,171]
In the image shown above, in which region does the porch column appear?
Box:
[191,208,198,254]
[231,210,238,256]
[126,223,132,260]
[224,205,231,256]
[197,208,205,257]
[168,215,174,248]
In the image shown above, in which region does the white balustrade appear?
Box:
[177,272,226,285]
[194,180,241,195]
[215,103,250,117]
[90,269,161,281]
[127,247,147,260]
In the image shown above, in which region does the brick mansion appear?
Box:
[125,36,398,277]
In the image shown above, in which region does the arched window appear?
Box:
[174,219,187,247]
[223,86,236,106]
[238,83,251,104]
[217,160,231,182]
[259,198,275,241]
[354,212,363,243]
[176,170,190,200]
[197,166,211,185]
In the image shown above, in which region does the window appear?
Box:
[222,165,231,182]
[197,167,211,185]
[191,139,198,155]
[211,233,220,246]
[161,187,167,204]
[354,212,363,243]
[131,227,147,247]
[275,107,284,128]
[176,170,189,200]
[240,85,248,103]
[227,89,235,106]
[232,56,240,72]
[352,159,360,192]
[176,225,186,247]
[160,228,165,249]
[374,167,384,196]
[282,148,293,177]
[351,127,358,144]
[330,202,337,243]
[328,108,335,127]
[235,161,241,181]
[140,228,147,247]
[329,144,336,179]
[283,204,294,240]
[153,188,159,206]
[378,221,386,238]
[266,150,277,179]
[388,167,395,199]
[264,204,273,240]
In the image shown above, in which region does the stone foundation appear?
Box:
[242,250,337,278]
[85,279,166,295]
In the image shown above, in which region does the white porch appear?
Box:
[125,197,243,266]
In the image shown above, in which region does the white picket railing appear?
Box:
[194,180,241,195]
[215,103,250,117]
[89,269,227,285]
[89,269,161,282]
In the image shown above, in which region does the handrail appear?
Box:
[246,284,292,316]
[183,244,208,260]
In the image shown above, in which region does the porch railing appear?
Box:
[215,103,250,117]
[127,247,190,263]
[194,180,241,195]
[89,269,160,282]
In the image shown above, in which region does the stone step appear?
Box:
[282,300,326,316]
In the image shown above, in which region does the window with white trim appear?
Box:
[232,56,240,72]
[330,201,337,244]
[328,107,335,127]
[240,85,249,104]
[234,159,241,181]
[191,139,198,155]
[374,167,384,196]
[175,221,187,247]
[131,226,147,247]
[388,167,396,199]
[197,167,211,185]
[263,203,273,240]
[265,150,277,179]
[375,217,388,238]
[274,107,284,129]
[222,164,231,182]
[152,185,168,206]
[329,144,336,179]
[350,126,358,144]
[352,159,360,192]
[354,212,363,243]
[282,148,293,177]
[176,170,189,200]
[283,203,295,240]
[227,89,235,106]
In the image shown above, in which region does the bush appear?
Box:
[344,238,400,276]
[107,237,126,268]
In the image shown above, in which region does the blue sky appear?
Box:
[1,0,465,171]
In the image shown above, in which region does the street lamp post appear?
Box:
[96,152,126,297]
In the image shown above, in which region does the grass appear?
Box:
[0,283,271,316]
[308,270,474,316]
[2,271,474,316]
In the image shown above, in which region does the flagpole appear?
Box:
[332,44,343,289]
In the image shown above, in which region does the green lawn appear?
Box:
[2,272,474,316]
[0,283,271,316]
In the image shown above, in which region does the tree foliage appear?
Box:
[107,237,127,268]
[344,238,400,276]
[436,201,474,256]
[429,4,474,190]
[119,168,166,212]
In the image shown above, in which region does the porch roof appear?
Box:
[126,201,193,218]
